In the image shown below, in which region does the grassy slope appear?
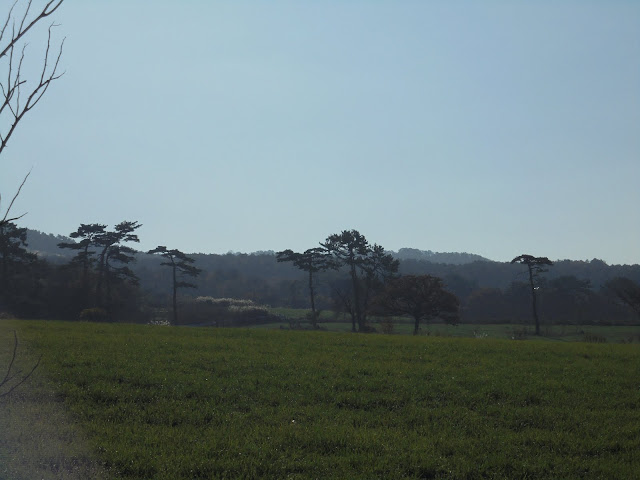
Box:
[2,320,640,479]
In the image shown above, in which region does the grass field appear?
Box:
[1,319,639,479]
[266,308,640,342]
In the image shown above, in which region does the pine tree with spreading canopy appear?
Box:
[148,246,201,325]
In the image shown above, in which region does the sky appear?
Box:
[1,1,639,264]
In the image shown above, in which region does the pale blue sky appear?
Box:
[1,1,639,264]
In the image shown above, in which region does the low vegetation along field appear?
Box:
[1,320,639,479]
[265,308,640,342]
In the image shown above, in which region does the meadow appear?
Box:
[266,308,640,342]
[1,319,639,479]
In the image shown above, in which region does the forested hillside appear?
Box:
[14,228,640,327]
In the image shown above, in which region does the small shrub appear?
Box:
[583,331,607,343]
[510,327,529,340]
[149,318,171,326]
[228,305,268,315]
[620,334,640,344]
[380,317,395,334]
[181,297,279,326]
[79,308,108,322]
[195,297,256,308]
[432,330,453,338]
[287,319,303,330]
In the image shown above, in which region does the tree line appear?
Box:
[1,223,638,331]
[0,219,203,325]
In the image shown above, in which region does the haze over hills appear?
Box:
[392,248,489,265]
[10,229,640,325]
[24,229,491,265]
[21,227,640,290]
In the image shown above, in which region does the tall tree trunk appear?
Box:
[0,239,7,297]
[95,248,108,308]
[350,261,363,331]
[172,264,178,325]
[105,262,112,315]
[81,245,90,309]
[308,270,317,329]
[528,265,541,335]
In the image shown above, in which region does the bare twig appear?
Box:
[0,330,42,399]
[0,169,30,227]
[0,0,64,59]
[1,0,65,156]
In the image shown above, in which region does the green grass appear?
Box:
[2,319,640,479]
[266,308,640,342]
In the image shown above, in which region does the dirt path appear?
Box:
[0,328,108,480]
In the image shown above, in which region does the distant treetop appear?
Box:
[393,248,490,265]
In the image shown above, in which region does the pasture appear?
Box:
[1,319,639,479]
[266,308,640,342]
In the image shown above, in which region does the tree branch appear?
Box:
[0,330,42,398]
[0,0,64,59]
[0,0,65,156]
[0,169,30,226]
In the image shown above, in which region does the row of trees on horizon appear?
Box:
[1,220,639,333]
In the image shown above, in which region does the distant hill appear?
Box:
[392,248,490,265]
[25,229,75,262]
[25,229,490,265]
[24,229,640,292]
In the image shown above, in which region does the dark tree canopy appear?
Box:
[322,230,398,332]
[0,221,36,299]
[94,221,141,311]
[511,254,553,272]
[58,223,106,285]
[604,277,640,320]
[373,274,459,335]
[58,221,141,313]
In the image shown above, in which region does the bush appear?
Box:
[509,327,529,340]
[380,317,395,334]
[79,308,108,322]
[180,297,280,327]
[621,334,640,344]
[359,324,378,333]
[194,297,256,308]
[583,332,607,343]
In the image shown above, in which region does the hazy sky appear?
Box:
[1,1,638,264]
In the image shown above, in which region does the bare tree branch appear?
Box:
[0,0,63,59]
[1,1,64,226]
[0,169,30,227]
[1,0,65,156]
[0,330,42,399]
